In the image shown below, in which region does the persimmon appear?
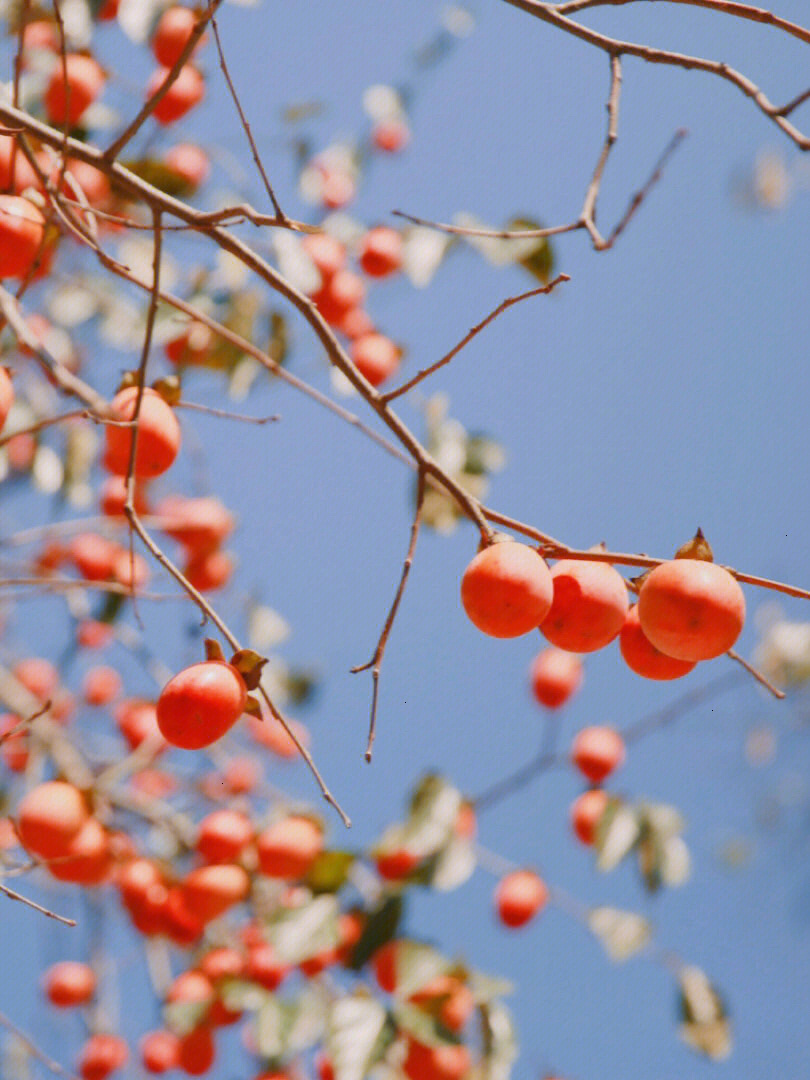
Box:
[77,1034,128,1080]
[248,714,310,758]
[410,974,475,1032]
[100,474,150,517]
[402,1039,471,1080]
[43,961,96,1007]
[118,857,163,909]
[17,780,88,859]
[141,1030,181,1074]
[116,699,164,750]
[0,195,45,278]
[637,558,746,661]
[0,367,13,431]
[196,809,253,864]
[14,656,59,701]
[371,940,399,993]
[165,321,215,366]
[165,143,211,189]
[336,306,375,340]
[83,666,121,706]
[178,1025,215,1076]
[48,817,111,885]
[199,947,245,983]
[163,886,205,946]
[351,332,400,387]
[321,169,356,210]
[147,65,205,125]
[104,387,181,478]
[157,661,247,750]
[184,549,234,592]
[311,269,365,325]
[619,603,696,680]
[21,20,60,53]
[70,532,118,581]
[245,942,290,991]
[359,226,403,278]
[0,712,29,772]
[372,117,411,153]
[571,726,625,784]
[167,970,214,1010]
[461,540,553,638]
[495,869,548,928]
[540,559,629,653]
[0,135,42,193]
[375,846,421,881]
[182,864,250,922]
[156,495,234,554]
[44,55,105,127]
[530,648,584,708]
[570,788,610,846]
[77,619,115,649]
[302,232,347,278]
[256,815,323,879]
[98,0,120,19]
[152,7,204,68]
[111,547,150,590]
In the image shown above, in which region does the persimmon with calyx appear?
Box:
[540,559,629,653]
[0,195,45,279]
[256,815,323,879]
[103,387,181,478]
[494,869,548,928]
[619,603,696,680]
[156,660,247,750]
[461,539,553,638]
[17,780,88,859]
[44,961,96,1007]
[637,558,746,662]
[44,55,105,127]
[530,648,583,708]
[570,789,610,846]
[146,65,205,125]
[571,726,625,784]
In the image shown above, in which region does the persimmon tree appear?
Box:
[0,2,808,1079]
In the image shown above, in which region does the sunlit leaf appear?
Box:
[326,992,389,1080]
[588,907,651,962]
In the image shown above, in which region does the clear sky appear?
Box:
[2,2,810,1079]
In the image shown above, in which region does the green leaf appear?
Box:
[219,979,268,1013]
[507,217,555,285]
[164,999,209,1037]
[390,942,452,999]
[347,895,404,972]
[587,907,652,963]
[306,850,356,894]
[255,996,291,1059]
[393,1002,459,1048]
[326,992,389,1080]
[468,972,514,1004]
[267,894,340,965]
[120,158,198,198]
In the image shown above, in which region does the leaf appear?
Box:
[507,218,555,284]
[660,836,691,887]
[255,996,290,1059]
[428,834,477,892]
[219,979,267,1013]
[403,774,462,857]
[164,999,209,1037]
[347,895,404,971]
[393,1002,459,1048]
[595,802,641,872]
[678,967,732,1060]
[468,972,514,1004]
[267,894,340,965]
[478,1001,518,1080]
[306,850,356,894]
[588,907,652,962]
[390,942,452,999]
[120,157,198,197]
[285,983,330,1053]
[326,992,389,1080]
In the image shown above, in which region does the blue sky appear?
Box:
[3,2,810,1078]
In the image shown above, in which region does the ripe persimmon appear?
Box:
[529,648,583,708]
[619,603,696,680]
[570,788,609,846]
[147,65,205,125]
[152,7,203,68]
[177,1025,215,1076]
[256,815,322,879]
[402,1039,471,1080]
[156,495,234,554]
[48,817,111,885]
[156,661,247,750]
[44,55,105,127]
[359,226,402,278]
[164,143,210,190]
[103,387,181,479]
[461,540,553,638]
[77,1034,128,1080]
[494,869,548,928]
[44,961,96,1007]
[17,780,88,859]
[0,367,13,431]
[302,232,346,279]
[196,809,253,864]
[181,864,250,922]
[571,726,625,784]
[351,332,400,387]
[540,559,629,653]
[0,195,45,278]
[637,558,745,661]
[141,1030,180,1074]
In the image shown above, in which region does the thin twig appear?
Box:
[0,881,76,927]
[175,401,281,424]
[726,648,784,698]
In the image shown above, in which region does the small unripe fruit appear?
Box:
[103,387,181,479]
[461,541,553,638]
[495,869,548,928]
[570,789,610,846]
[540,559,629,653]
[529,648,583,708]
[619,604,696,680]
[157,661,247,750]
[571,726,625,784]
[637,559,746,662]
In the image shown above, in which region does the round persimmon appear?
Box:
[351,332,400,387]
[103,387,181,478]
[0,195,45,278]
[359,226,403,278]
[494,869,548,928]
[461,541,553,638]
[141,1030,180,1074]
[70,532,118,581]
[196,809,253,864]
[256,815,322,879]
[410,975,475,1033]
[155,495,234,554]
[302,232,346,279]
[311,269,365,325]
[619,603,696,680]
[372,117,411,153]
[184,549,234,592]
[570,788,610,846]
[199,947,245,983]
[147,65,205,125]
[177,1025,215,1076]
[164,143,210,190]
[637,558,746,662]
[17,780,88,859]
[152,6,203,68]
[371,940,400,993]
[529,648,583,708]
[77,1034,128,1080]
[245,942,290,991]
[181,864,250,922]
[116,699,164,750]
[48,817,111,885]
[375,847,420,881]
[402,1040,471,1080]
[0,367,13,431]
[248,714,310,759]
[156,661,247,750]
[44,55,105,127]
[44,961,96,1007]
[540,559,629,653]
[571,726,625,784]
[14,656,59,701]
